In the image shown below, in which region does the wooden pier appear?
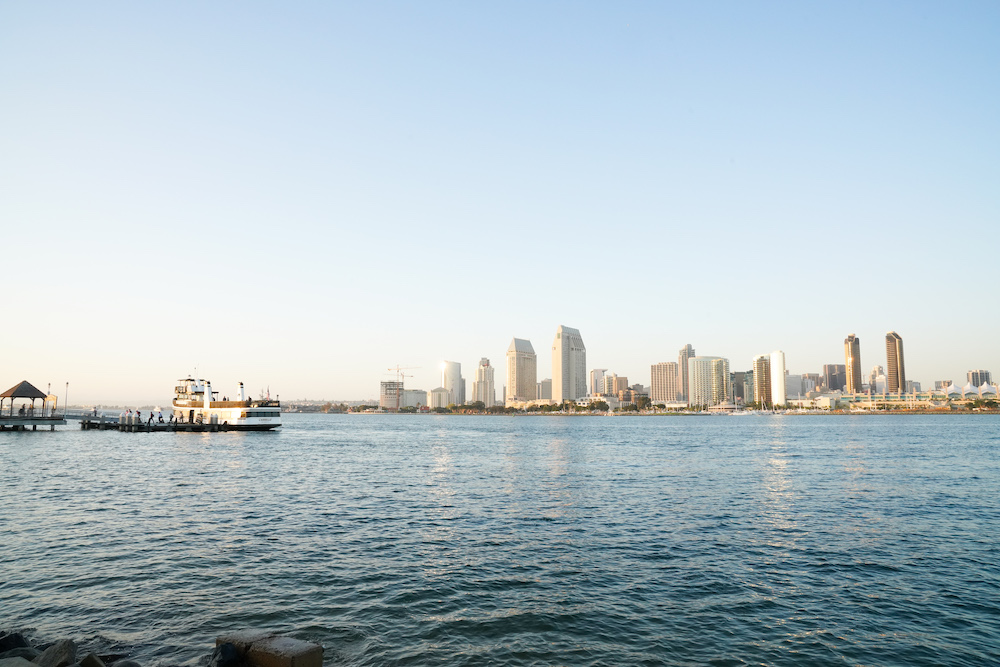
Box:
[0,416,67,431]
[81,415,227,432]
[1,380,66,431]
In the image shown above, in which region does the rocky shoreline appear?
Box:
[0,632,143,667]
[0,630,322,667]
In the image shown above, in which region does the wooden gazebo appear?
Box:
[1,380,50,419]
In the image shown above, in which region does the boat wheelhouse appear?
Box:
[172,378,281,430]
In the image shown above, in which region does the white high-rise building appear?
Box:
[552,325,587,403]
[590,369,607,396]
[506,338,537,405]
[770,350,786,407]
[441,361,464,406]
[603,372,618,396]
[650,362,680,402]
[688,356,730,407]
[428,387,450,409]
[472,358,495,407]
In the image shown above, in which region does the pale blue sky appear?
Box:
[2,2,997,403]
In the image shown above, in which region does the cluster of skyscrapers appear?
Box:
[504,326,588,407]
[379,327,994,411]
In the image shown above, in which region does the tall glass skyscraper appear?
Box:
[844,334,862,394]
[885,331,906,394]
[678,344,695,403]
[441,361,465,405]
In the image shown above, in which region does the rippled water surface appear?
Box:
[2,414,999,666]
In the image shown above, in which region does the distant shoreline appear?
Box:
[287,410,999,417]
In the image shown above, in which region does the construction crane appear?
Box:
[386,365,419,411]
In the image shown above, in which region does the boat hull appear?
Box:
[223,423,281,431]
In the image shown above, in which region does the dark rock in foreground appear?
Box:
[0,629,322,667]
[78,653,105,667]
[0,636,30,653]
[0,650,41,661]
[207,643,242,667]
[0,657,37,667]
[33,640,76,667]
[107,660,141,667]
[216,632,322,667]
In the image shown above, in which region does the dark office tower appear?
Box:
[678,344,695,402]
[844,334,862,394]
[968,370,992,386]
[886,331,906,394]
[731,371,748,402]
[823,364,846,391]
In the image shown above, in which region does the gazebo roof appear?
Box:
[1,380,48,400]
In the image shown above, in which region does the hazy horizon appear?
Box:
[3,2,997,404]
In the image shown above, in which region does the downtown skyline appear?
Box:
[2,3,997,404]
[377,326,986,409]
[3,320,996,405]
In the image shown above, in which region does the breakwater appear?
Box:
[0,631,321,667]
[3,414,999,665]
[0,631,147,667]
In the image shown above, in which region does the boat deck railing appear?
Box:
[173,399,281,409]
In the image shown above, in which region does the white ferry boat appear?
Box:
[172,378,281,430]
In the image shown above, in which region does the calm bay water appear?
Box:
[2,414,999,666]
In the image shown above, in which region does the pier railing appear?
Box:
[0,409,65,420]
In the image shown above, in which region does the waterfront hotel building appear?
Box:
[552,325,587,403]
[688,356,730,408]
[506,338,537,406]
[651,362,680,403]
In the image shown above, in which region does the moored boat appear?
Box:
[172,377,281,430]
